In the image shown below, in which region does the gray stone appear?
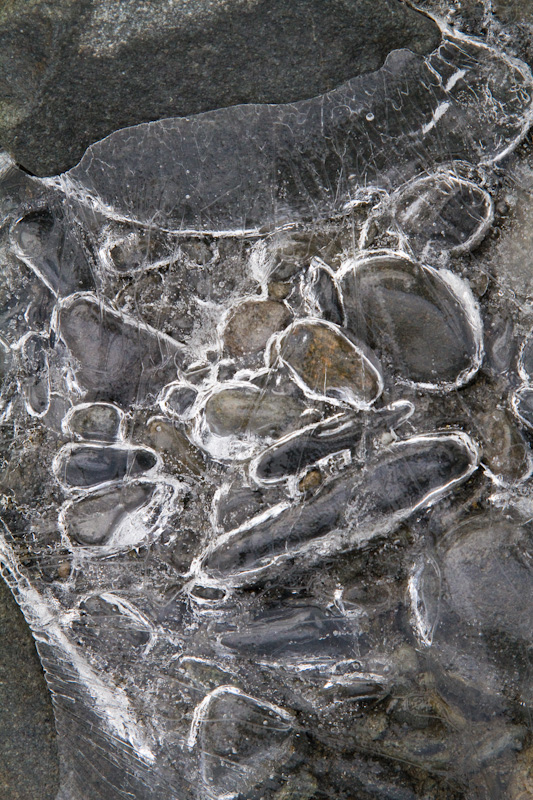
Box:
[204,383,310,439]
[340,253,482,390]
[365,171,494,256]
[442,517,533,643]
[252,402,412,483]
[56,294,182,406]
[61,482,156,546]
[11,206,96,296]
[65,403,123,442]
[191,687,293,799]
[54,443,157,488]
[202,432,478,584]
[2,2,533,798]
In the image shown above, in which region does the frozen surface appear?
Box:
[1,6,533,800]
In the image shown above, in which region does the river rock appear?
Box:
[54,443,157,488]
[219,605,354,660]
[189,687,293,799]
[339,252,482,389]
[64,403,123,442]
[201,432,478,584]
[55,293,182,406]
[387,171,493,254]
[11,206,95,296]
[0,0,440,176]
[60,481,156,547]
[204,383,310,439]
[252,401,413,483]
[275,319,383,408]
[442,516,533,643]
[222,298,292,357]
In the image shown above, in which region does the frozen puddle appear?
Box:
[0,7,533,800]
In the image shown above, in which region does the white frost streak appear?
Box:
[408,574,430,647]
[445,68,467,92]
[0,537,155,764]
[422,101,451,135]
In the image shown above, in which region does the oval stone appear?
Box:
[252,401,413,483]
[64,403,123,442]
[222,298,292,357]
[391,171,493,254]
[60,482,156,547]
[11,206,95,296]
[56,293,182,405]
[204,383,309,438]
[189,687,293,800]
[339,252,482,389]
[54,443,157,488]
[275,319,382,407]
[201,432,478,584]
[442,517,533,642]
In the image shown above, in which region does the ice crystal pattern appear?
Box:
[1,12,533,800]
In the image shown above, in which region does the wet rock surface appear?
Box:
[65,403,123,442]
[203,383,312,441]
[56,294,182,405]
[276,319,383,407]
[223,299,292,357]
[1,3,533,800]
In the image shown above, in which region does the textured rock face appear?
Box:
[0,578,58,800]
[2,3,533,800]
[0,0,440,176]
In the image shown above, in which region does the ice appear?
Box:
[251,401,413,484]
[54,293,183,405]
[53,443,158,488]
[361,169,494,257]
[198,432,478,586]
[52,31,533,234]
[188,687,293,799]
[63,402,124,442]
[11,206,96,296]
[274,318,383,408]
[218,605,354,661]
[0,6,533,800]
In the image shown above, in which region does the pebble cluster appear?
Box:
[1,12,533,800]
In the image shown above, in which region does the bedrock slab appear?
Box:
[0,0,439,175]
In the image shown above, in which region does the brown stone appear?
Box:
[223,299,292,357]
[298,468,323,493]
[277,320,382,407]
[267,281,292,301]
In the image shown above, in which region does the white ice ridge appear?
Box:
[0,527,156,764]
